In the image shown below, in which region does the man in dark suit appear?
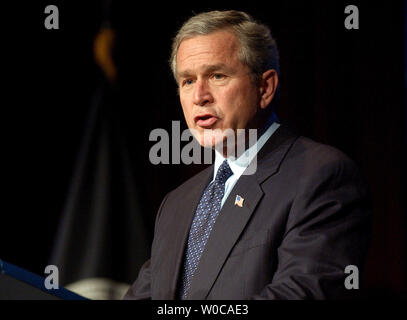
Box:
[124,10,371,300]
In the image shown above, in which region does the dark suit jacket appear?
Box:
[124,124,371,299]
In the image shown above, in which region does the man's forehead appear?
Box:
[176,31,240,75]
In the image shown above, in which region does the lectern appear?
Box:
[0,259,87,300]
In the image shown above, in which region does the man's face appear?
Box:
[176,30,261,148]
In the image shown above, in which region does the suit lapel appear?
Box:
[255,124,300,184]
[164,165,213,299]
[187,173,264,299]
[187,124,299,299]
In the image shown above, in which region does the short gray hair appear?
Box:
[170,10,280,83]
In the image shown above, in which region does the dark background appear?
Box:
[2,0,406,297]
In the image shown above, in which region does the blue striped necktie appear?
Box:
[180,159,233,299]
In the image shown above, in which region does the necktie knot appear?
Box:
[215,160,233,185]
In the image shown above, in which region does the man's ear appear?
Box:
[259,69,279,109]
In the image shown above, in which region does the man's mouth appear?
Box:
[194,114,218,128]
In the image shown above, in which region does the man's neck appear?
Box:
[216,112,278,159]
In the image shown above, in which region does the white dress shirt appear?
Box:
[211,120,280,208]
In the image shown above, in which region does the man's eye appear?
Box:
[212,73,226,80]
[183,79,194,86]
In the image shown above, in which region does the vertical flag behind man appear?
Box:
[49,1,152,299]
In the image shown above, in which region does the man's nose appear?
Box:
[193,80,214,106]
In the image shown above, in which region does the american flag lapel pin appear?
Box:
[234,195,244,207]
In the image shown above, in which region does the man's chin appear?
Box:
[191,128,223,147]
[196,136,219,149]
[193,129,240,156]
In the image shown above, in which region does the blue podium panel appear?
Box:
[0,259,87,300]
